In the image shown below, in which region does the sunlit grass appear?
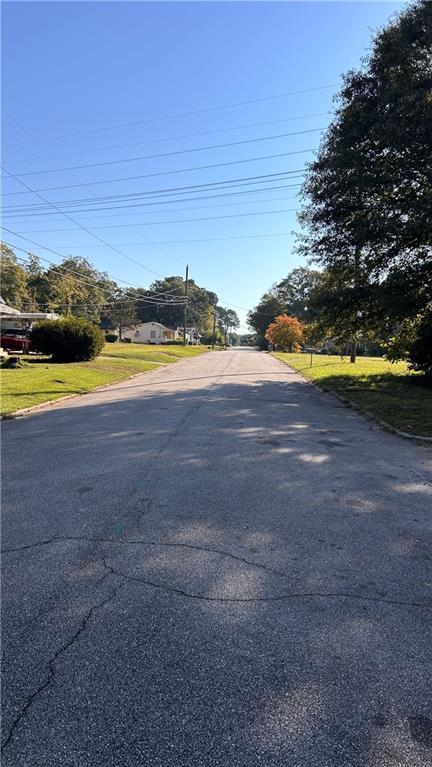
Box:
[0,343,210,415]
[273,353,432,437]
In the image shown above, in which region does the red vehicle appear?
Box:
[1,331,33,352]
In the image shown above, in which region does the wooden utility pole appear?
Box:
[183,264,189,346]
[212,308,217,349]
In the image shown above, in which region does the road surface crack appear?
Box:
[108,564,432,609]
[1,567,123,753]
[1,535,289,578]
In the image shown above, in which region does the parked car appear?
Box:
[1,332,33,352]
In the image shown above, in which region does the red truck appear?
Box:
[1,331,33,352]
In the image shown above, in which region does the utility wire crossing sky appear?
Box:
[1,1,403,330]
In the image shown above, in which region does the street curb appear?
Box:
[318,385,432,445]
[271,354,432,445]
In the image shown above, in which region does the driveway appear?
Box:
[2,348,431,766]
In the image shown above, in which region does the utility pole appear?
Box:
[212,307,217,349]
[183,264,189,346]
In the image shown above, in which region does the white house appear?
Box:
[185,327,202,345]
[122,322,179,344]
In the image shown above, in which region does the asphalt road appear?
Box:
[2,348,432,767]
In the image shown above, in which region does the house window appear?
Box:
[150,330,156,339]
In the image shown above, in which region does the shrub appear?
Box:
[30,318,105,362]
[408,310,432,379]
[105,333,118,343]
[265,314,304,352]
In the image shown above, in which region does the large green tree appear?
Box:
[216,307,240,346]
[247,293,285,346]
[276,267,322,322]
[101,289,138,339]
[297,0,432,360]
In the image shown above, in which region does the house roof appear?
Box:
[0,297,59,320]
[123,321,175,332]
[15,312,59,320]
[0,296,20,316]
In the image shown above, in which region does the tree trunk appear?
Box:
[119,322,122,341]
[350,340,357,364]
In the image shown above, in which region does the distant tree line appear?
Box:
[0,243,239,341]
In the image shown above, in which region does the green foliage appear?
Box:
[296,0,432,352]
[0,244,224,340]
[383,317,420,362]
[134,276,218,336]
[229,332,240,346]
[303,322,326,348]
[276,268,322,322]
[105,333,118,343]
[0,244,30,309]
[101,289,138,334]
[248,269,321,343]
[30,318,105,362]
[256,334,268,350]
[216,306,240,345]
[408,310,432,378]
[247,293,285,337]
[239,333,257,347]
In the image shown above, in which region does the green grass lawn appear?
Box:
[0,343,210,416]
[272,352,432,437]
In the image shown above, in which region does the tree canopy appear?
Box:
[295,0,431,363]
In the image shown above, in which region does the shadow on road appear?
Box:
[2,373,432,766]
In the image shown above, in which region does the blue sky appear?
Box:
[2,1,404,330]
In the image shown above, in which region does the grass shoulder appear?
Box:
[272,352,432,437]
[0,343,211,416]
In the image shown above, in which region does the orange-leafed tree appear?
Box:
[265,314,304,352]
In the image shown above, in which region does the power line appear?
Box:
[1,110,188,279]
[1,169,303,201]
[5,112,331,164]
[8,128,324,178]
[4,237,251,317]
[3,241,186,306]
[39,232,294,248]
[1,166,167,278]
[3,84,338,147]
[3,184,302,219]
[1,148,316,196]
[16,207,300,234]
[1,232,174,299]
